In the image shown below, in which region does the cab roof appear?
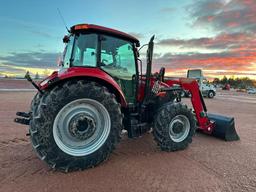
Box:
[71,24,140,47]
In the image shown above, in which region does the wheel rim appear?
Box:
[168,115,190,143]
[53,98,111,156]
[209,92,213,98]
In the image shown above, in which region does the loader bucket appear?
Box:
[208,113,240,141]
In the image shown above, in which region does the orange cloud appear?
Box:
[156,11,256,80]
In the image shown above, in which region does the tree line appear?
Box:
[213,76,256,89]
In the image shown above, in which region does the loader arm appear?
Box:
[178,78,214,133]
[165,78,214,134]
[165,77,239,141]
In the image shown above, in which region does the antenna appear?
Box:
[57,8,70,33]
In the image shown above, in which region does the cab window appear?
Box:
[100,36,136,80]
[72,34,97,67]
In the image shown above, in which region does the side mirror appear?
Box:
[63,35,70,43]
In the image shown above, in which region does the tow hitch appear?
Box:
[14,72,41,126]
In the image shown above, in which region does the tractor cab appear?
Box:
[61,24,142,104]
[61,24,164,106]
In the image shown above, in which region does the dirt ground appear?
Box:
[0,79,37,89]
[0,80,256,192]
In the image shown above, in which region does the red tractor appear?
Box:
[15,24,239,172]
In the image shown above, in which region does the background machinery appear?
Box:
[181,69,216,98]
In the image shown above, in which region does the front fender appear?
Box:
[38,67,127,107]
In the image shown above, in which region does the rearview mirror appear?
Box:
[63,35,70,43]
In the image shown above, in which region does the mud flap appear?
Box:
[208,113,240,141]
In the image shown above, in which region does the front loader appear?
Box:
[15,24,239,172]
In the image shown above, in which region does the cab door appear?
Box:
[99,35,137,104]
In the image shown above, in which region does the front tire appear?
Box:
[208,90,215,98]
[29,80,122,172]
[153,103,196,151]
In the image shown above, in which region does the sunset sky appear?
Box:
[0,0,256,79]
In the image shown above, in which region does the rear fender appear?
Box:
[38,67,127,107]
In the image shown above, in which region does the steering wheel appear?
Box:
[158,67,165,82]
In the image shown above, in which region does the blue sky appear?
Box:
[0,0,256,78]
[0,0,203,53]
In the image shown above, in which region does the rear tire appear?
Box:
[153,103,196,151]
[29,80,122,172]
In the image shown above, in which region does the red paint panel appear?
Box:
[39,67,127,107]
